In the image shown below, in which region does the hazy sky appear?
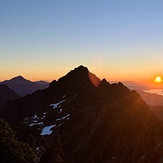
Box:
[1,0,163,82]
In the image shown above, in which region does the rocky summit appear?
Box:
[1,65,163,163]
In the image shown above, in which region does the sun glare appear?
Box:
[154,76,162,83]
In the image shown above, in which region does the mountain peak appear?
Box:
[66,65,88,76]
[16,75,24,78]
[1,76,49,96]
[74,65,88,71]
[57,65,101,88]
[58,65,88,83]
[11,75,27,81]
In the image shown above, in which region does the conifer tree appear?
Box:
[0,119,36,163]
[39,132,64,163]
[27,134,36,151]
[51,131,64,163]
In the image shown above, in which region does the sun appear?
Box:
[154,76,162,83]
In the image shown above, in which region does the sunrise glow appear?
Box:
[154,76,162,83]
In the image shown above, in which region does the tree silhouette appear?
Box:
[50,132,64,163]
[0,119,36,163]
[39,132,64,163]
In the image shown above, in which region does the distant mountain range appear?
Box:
[0,76,49,96]
[123,81,151,90]
[1,65,163,162]
[123,81,163,91]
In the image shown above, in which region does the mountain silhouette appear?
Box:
[1,76,49,96]
[136,90,163,120]
[1,65,163,162]
[0,84,21,111]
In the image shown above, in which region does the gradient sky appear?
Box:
[1,0,163,82]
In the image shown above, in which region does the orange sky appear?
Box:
[1,1,163,85]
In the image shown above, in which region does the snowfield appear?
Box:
[41,124,56,135]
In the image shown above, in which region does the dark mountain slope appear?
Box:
[137,90,163,106]
[1,76,49,96]
[58,80,159,162]
[0,84,21,111]
[136,90,163,120]
[0,65,162,162]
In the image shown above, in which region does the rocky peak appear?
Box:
[10,75,30,84]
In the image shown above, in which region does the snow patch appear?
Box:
[57,122,64,128]
[50,100,65,109]
[33,120,38,123]
[74,94,78,98]
[41,115,46,119]
[56,114,70,121]
[41,124,56,135]
[33,114,38,119]
[29,122,43,127]
[40,112,47,119]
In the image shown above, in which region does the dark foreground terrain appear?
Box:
[1,66,163,163]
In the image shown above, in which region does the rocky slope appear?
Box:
[1,65,163,162]
[0,84,21,111]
